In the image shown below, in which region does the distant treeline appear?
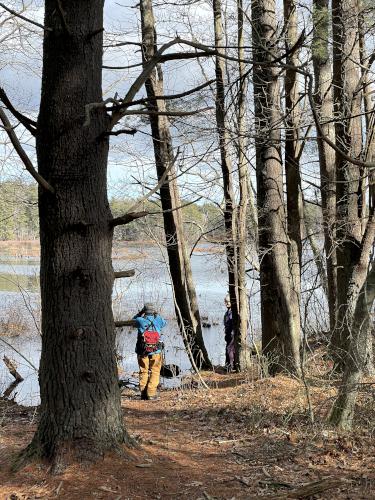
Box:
[0,181,224,242]
[0,181,38,240]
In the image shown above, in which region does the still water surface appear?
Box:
[0,244,260,406]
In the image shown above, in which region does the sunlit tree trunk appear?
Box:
[331,0,364,369]
[312,0,337,334]
[329,262,375,429]
[235,0,252,369]
[284,0,303,360]
[252,0,301,376]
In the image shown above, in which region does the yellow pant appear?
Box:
[138,353,162,397]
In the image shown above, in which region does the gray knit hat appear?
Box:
[143,302,156,315]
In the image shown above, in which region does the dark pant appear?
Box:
[225,333,232,366]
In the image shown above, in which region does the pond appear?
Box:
[0,242,261,406]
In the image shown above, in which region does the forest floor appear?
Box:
[0,361,374,500]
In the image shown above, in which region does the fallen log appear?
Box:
[3,379,21,399]
[3,356,24,382]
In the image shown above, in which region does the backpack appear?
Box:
[139,319,161,356]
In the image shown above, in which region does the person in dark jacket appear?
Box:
[223,294,235,370]
[133,302,167,400]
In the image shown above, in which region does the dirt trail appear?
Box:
[0,372,374,499]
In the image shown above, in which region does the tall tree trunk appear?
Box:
[235,0,252,369]
[212,0,241,367]
[252,0,301,376]
[140,0,211,369]
[358,2,375,375]
[331,0,363,369]
[329,262,375,429]
[284,0,303,359]
[312,0,337,334]
[33,0,126,465]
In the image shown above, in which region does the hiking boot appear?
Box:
[147,395,159,401]
[140,390,148,400]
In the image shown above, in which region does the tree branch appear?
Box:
[0,88,37,135]
[114,270,135,278]
[0,109,54,194]
[107,79,216,111]
[118,107,212,117]
[304,69,375,169]
[110,211,149,227]
[105,128,137,137]
[0,2,53,31]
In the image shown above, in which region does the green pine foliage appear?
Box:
[0,181,224,242]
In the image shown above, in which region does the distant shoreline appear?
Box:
[0,239,223,259]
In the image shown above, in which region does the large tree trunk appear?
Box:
[33,0,126,465]
[252,0,301,376]
[358,2,375,375]
[140,0,211,370]
[235,0,252,369]
[312,0,337,334]
[284,0,303,359]
[329,262,375,429]
[331,0,363,369]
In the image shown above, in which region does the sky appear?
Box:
[0,0,328,206]
[0,0,222,200]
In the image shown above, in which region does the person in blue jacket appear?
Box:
[133,303,167,400]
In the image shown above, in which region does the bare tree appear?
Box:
[140,0,211,369]
[251,0,301,375]
[234,0,252,369]
[330,0,367,369]
[24,0,126,465]
[312,0,337,336]
[284,0,303,361]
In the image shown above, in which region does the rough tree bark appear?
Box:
[284,0,303,357]
[358,2,375,375]
[312,0,337,334]
[331,0,364,369]
[252,0,301,375]
[329,261,375,429]
[235,0,252,369]
[140,0,211,369]
[32,0,127,466]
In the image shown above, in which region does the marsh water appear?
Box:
[0,242,261,406]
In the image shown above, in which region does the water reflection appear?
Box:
[0,244,260,406]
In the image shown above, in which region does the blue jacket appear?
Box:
[134,314,167,356]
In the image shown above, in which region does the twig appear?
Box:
[0,2,53,31]
[0,337,38,372]
[113,107,213,118]
[0,108,54,193]
[0,88,37,135]
[107,79,216,111]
